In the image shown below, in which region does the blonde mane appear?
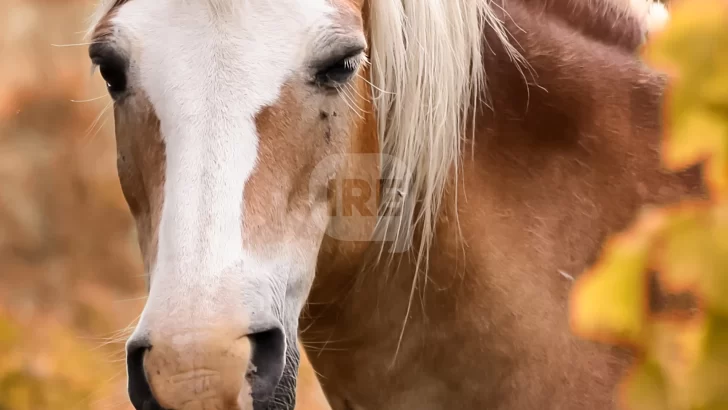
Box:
[368,0,525,257]
[365,0,667,264]
[367,0,525,360]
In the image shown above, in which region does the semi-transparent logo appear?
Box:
[308,153,414,253]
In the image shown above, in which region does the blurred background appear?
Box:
[0,1,329,409]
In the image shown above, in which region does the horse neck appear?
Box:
[302,1,703,406]
[306,199,463,357]
[304,0,663,342]
[519,0,648,50]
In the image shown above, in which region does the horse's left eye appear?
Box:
[314,51,363,89]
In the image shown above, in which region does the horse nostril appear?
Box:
[247,327,286,402]
[126,340,165,410]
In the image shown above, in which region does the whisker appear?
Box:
[113,295,148,303]
[51,41,95,47]
[71,94,109,103]
[338,88,365,119]
[337,91,361,119]
[81,312,141,352]
[315,334,340,357]
[308,365,328,380]
[300,344,349,353]
[87,335,130,351]
[81,100,113,143]
[345,81,373,106]
[341,86,363,111]
[299,337,353,345]
[69,368,127,410]
[357,71,395,95]
[87,115,111,144]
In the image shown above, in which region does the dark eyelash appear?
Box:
[314,53,364,88]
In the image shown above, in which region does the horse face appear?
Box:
[88,0,367,408]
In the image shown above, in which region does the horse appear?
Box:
[85,0,700,409]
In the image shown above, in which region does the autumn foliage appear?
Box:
[0,1,327,409]
[570,1,728,409]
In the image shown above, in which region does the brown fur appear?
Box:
[95,0,702,408]
[520,0,648,51]
[112,100,164,274]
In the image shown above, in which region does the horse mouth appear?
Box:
[129,372,297,410]
[128,345,299,410]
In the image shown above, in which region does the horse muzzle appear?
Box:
[125,324,291,410]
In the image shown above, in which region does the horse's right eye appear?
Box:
[89,43,128,99]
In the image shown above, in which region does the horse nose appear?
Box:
[126,340,164,410]
[126,325,286,410]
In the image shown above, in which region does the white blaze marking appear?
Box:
[112,0,334,324]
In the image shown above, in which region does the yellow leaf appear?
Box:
[570,210,664,346]
[657,204,711,291]
[703,205,728,316]
[648,319,703,408]
[680,314,728,409]
[667,111,728,192]
[572,3,728,410]
[657,202,728,316]
[630,315,728,410]
[646,0,728,195]
[621,359,669,410]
